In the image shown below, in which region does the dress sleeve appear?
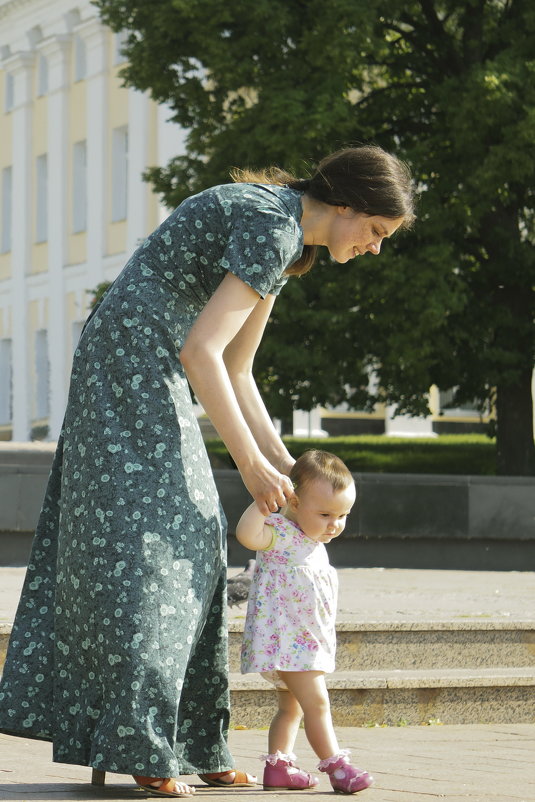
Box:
[259,525,278,552]
[220,205,302,299]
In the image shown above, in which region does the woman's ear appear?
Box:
[337,205,357,219]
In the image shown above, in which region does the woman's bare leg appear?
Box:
[277,671,339,760]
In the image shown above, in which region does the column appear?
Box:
[156,102,187,223]
[78,18,108,286]
[41,35,71,440]
[126,87,150,256]
[292,408,327,437]
[5,51,34,441]
[384,402,436,437]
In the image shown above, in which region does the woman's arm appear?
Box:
[235,502,273,551]
[180,272,294,515]
[223,294,294,476]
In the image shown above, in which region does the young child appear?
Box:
[236,450,373,794]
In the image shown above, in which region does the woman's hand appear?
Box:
[276,453,296,477]
[239,455,295,516]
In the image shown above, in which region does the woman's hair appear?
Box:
[231,145,416,276]
[289,449,354,496]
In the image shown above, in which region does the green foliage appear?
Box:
[93,0,535,473]
[86,281,112,310]
[205,434,497,476]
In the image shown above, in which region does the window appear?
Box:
[0,339,12,424]
[5,72,14,111]
[72,141,87,233]
[114,31,128,65]
[1,166,12,253]
[111,126,128,222]
[37,54,48,96]
[74,35,86,81]
[35,329,50,419]
[35,154,48,243]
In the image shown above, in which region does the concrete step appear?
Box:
[3,621,534,676]
[229,668,535,728]
[228,620,535,672]
[3,620,534,726]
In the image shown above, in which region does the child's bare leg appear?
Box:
[263,678,319,790]
[277,671,339,760]
[268,687,303,754]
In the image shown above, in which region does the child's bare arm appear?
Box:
[235,502,273,551]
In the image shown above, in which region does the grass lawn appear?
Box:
[205,434,498,475]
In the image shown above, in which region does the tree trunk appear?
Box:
[496,369,535,476]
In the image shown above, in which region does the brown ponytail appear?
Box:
[231,145,415,277]
[230,166,318,275]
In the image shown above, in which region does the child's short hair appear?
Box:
[289,450,354,495]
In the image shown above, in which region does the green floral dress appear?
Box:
[0,184,304,776]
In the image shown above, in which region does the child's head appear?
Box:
[285,450,356,543]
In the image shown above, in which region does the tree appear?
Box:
[95,0,535,475]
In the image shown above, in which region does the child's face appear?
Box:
[286,478,356,543]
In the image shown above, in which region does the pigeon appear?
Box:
[226,559,256,607]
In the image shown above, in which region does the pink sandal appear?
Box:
[318,751,373,794]
[263,751,319,791]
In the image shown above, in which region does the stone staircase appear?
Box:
[2,610,534,728]
[228,620,535,727]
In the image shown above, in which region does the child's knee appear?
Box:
[277,689,302,717]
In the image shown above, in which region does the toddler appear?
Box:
[236,449,373,794]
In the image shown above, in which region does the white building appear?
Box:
[1,0,528,443]
[0,0,186,441]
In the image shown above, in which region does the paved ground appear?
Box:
[3,566,535,626]
[1,566,534,800]
[1,724,534,802]
[230,566,535,625]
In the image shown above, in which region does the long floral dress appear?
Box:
[241,513,338,679]
[0,183,303,777]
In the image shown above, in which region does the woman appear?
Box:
[0,146,414,797]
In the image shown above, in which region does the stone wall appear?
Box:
[1,446,534,570]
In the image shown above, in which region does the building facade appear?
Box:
[0,0,185,441]
[1,1,529,443]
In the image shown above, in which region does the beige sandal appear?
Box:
[198,769,257,787]
[91,770,195,797]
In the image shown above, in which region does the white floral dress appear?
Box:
[241,513,338,680]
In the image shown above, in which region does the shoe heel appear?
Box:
[92,769,106,786]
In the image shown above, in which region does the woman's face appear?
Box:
[327,208,404,264]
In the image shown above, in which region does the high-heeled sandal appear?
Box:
[198,769,257,787]
[91,769,195,797]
